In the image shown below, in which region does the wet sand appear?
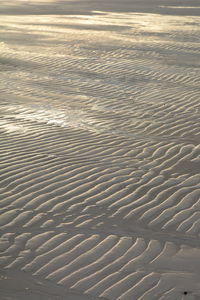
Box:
[0,1,200,299]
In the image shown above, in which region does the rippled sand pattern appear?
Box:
[1,2,200,299]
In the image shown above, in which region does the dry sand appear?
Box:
[0,0,200,299]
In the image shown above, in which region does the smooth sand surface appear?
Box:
[0,1,200,299]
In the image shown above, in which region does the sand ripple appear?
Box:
[0,4,200,300]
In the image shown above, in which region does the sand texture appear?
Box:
[0,1,200,299]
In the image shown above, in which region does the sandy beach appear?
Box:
[0,1,200,299]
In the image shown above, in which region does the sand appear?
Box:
[0,0,200,299]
